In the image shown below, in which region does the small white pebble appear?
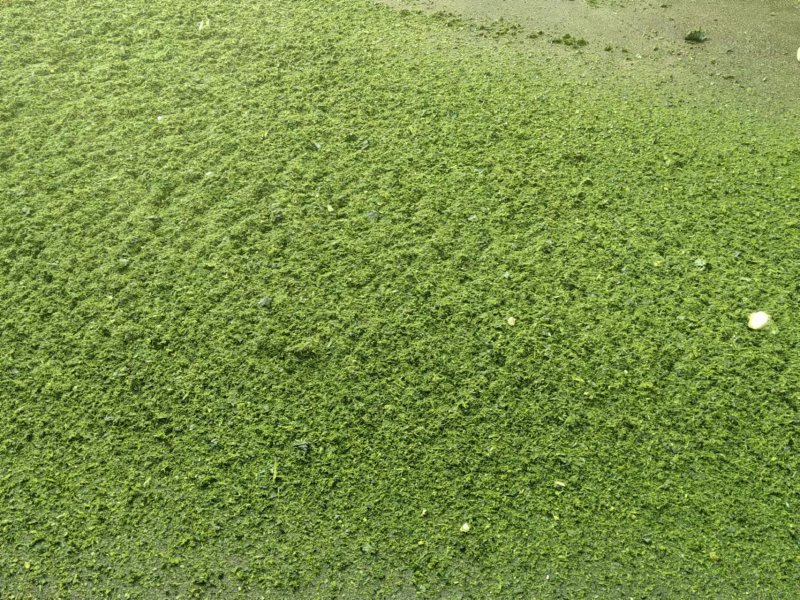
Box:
[748,311,770,330]
[156,115,163,121]
[507,317,516,326]
[460,522,470,533]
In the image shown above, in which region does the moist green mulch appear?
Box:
[1,0,799,597]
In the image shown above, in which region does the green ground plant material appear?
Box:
[684,30,709,43]
[1,0,799,597]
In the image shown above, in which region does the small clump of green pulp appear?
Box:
[1,0,799,597]
[685,30,709,43]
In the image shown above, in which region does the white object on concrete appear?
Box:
[748,311,770,330]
